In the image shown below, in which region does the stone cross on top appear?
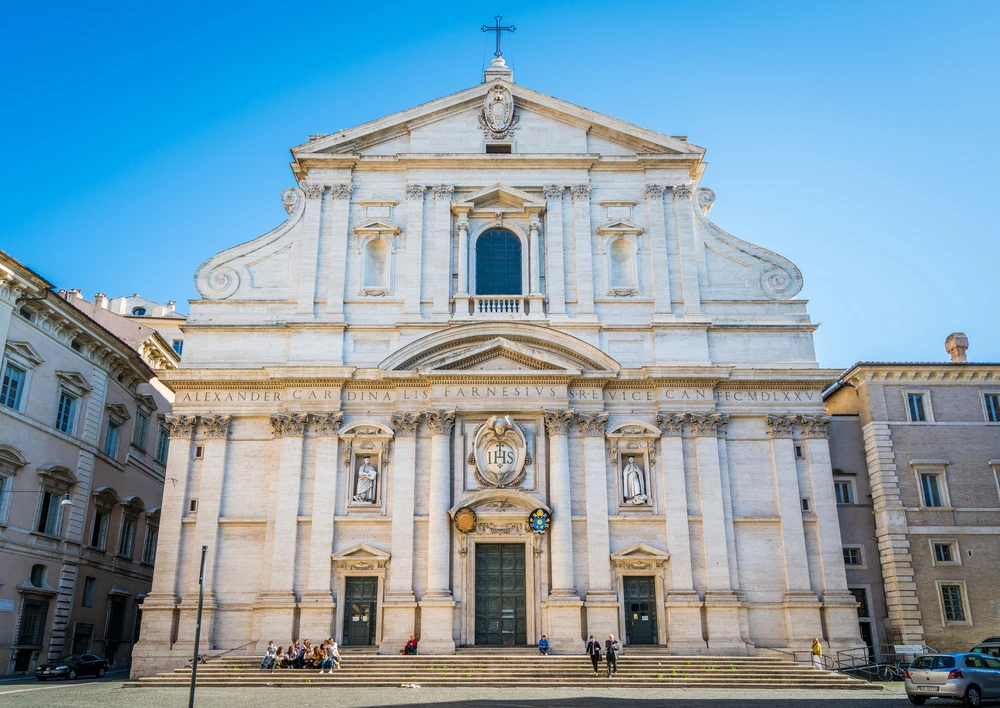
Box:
[482,15,515,58]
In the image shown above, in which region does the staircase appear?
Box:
[124,649,880,689]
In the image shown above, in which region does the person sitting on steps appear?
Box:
[538,635,550,655]
[404,635,418,655]
[260,641,277,669]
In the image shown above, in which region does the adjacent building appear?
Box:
[0,252,178,675]
[133,56,865,675]
[827,334,1000,655]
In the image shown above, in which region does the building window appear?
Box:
[132,412,149,450]
[933,541,958,564]
[55,391,78,434]
[90,510,109,549]
[82,577,96,608]
[17,599,48,646]
[0,472,10,525]
[843,547,863,566]
[985,394,1000,423]
[920,472,945,508]
[1,363,26,410]
[794,444,805,459]
[800,497,811,512]
[155,425,169,464]
[849,587,871,618]
[171,339,183,356]
[189,498,198,513]
[194,446,204,459]
[131,306,146,316]
[907,393,928,422]
[142,526,158,564]
[475,228,522,295]
[30,564,46,587]
[35,491,61,535]
[71,624,94,654]
[18,306,33,321]
[835,480,853,505]
[118,517,136,558]
[941,584,967,623]
[104,422,121,458]
[71,339,83,352]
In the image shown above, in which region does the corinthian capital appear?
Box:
[543,410,574,435]
[200,414,232,439]
[644,184,668,200]
[432,184,455,198]
[672,183,693,201]
[571,184,592,201]
[162,414,197,439]
[655,412,685,436]
[689,413,729,437]
[330,184,353,201]
[270,413,308,437]
[425,410,456,436]
[390,412,421,437]
[543,184,564,200]
[312,412,343,436]
[576,411,608,436]
[765,414,796,439]
[300,182,326,200]
[799,414,831,439]
[405,184,425,200]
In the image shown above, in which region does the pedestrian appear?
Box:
[585,634,602,675]
[538,635,550,656]
[811,637,823,670]
[260,641,277,669]
[605,634,620,677]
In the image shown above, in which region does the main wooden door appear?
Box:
[623,576,657,645]
[475,543,526,646]
[342,577,377,646]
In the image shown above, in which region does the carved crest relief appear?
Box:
[478,84,519,140]
[472,415,527,488]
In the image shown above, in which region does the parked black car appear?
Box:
[35,654,109,680]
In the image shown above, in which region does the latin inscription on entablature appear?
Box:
[715,390,818,403]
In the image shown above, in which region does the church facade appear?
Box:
[132,57,860,673]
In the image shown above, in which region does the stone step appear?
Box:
[124,679,879,690]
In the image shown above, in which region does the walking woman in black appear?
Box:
[585,634,602,675]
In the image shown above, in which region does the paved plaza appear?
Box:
[0,679,923,708]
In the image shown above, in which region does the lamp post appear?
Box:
[189,545,207,708]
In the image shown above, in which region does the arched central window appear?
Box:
[475,228,522,295]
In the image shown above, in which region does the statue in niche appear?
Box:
[353,457,378,504]
[622,456,648,505]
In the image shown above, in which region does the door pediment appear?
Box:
[331,543,390,571]
[611,542,670,570]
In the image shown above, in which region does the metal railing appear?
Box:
[184,640,257,668]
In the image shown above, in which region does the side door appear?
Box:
[81,654,101,676]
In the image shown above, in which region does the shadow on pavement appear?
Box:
[359,698,907,708]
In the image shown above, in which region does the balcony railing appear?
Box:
[470,295,527,318]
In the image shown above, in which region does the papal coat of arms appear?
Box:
[472,415,527,488]
[478,84,519,140]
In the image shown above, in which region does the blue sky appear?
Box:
[2,0,997,368]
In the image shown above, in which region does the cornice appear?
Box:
[840,364,1000,387]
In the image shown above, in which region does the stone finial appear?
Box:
[945,332,969,363]
[542,410,575,435]
[425,410,456,436]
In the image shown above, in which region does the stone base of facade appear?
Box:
[584,593,620,642]
[379,598,417,655]
[297,593,337,647]
[417,597,456,653]
[664,592,707,653]
[253,593,298,648]
[783,590,824,647]
[545,595,584,653]
[704,593,749,654]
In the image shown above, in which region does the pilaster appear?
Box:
[402,184,425,317]
[527,214,545,316]
[431,184,453,316]
[420,409,456,653]
[577,411,617,638]
[571,184,596,318]
[765,414,822,646]
[454,211,471,316]
[645,185,674,320]
[299,412,343,643]
[671,183,703,317]
[542,410,583,651]
[381,412,420,652]
[296,182,326,316]
[323,183,353,322]
[542,185,567,316]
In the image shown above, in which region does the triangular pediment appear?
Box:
[292,81,702,160]
[426,337,580,374]
[353,218,400,235]
[55,370,92,393]
[331,543,390,562]
[6,340,44,365]
[597,219,645,236]
[611,542,670,568]
[452,184,546,214]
